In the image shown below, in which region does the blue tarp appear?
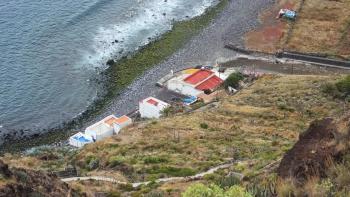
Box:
[183,96,197,105]
[284,10,296,19]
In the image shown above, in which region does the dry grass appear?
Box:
[3,74,349,196]
[69,180,122,197]
[74,75,348,184]
[285,0,350,58]
[245,0,301,53]
[245,0,350,58]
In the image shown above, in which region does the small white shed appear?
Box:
[139,97,169,119]
[69,132,93,148]
[85,115,117,141]
[105,115,133,134]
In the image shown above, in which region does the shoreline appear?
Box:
[0,0,229,153]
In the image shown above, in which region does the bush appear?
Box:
[145,190,165,197]
[323,76,350,99]
[14,170,28,183]
[336,75,350,96]
[85,155,97,165]
[182,183,252,197]
[107,191,121,197]
[321,83,341,98]
[219,175,241,188]
[200,123,209,129]
[147,166,196,177]
[144,156,168,164]
[108,156,125,168]
[224,72,244,89]
[161,106,172,117]
[88,158,100,170]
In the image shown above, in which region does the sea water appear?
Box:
[0,0,217,137]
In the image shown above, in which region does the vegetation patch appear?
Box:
[224,72,244,89]
[182,183,252,197]
[146,166,196,177]
[322,75,350,99]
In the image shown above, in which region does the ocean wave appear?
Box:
[80,0,218,70]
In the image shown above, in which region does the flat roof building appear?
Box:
[85,115,132,141]
[166,69,224,97]
[139,97,170,119]
[69,132,93,148]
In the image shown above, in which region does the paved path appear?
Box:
[62,161,240,188]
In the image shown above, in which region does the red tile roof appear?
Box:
[184,70,213,85]
[195,75,223,91]
[147,99,159,106]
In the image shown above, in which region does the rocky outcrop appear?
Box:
[0,159,84,197]
[277,118,349,185]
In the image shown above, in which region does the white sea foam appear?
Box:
[80,0,217,70]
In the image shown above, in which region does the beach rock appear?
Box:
[106,59,115,66]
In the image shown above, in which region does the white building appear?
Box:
[85,115,116,141]
[108,115,133,134]
[139,97,170,119]
[69,132,93,148]
[166,69,224,97]
[85,115,133,141]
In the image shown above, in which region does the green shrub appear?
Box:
[182,183,252,197]
[225,185,254,197]
[118,183,134,192]
[336,75,350,96]
[144,156,168,164]
[321,82,340,97]
[203,173,221,182]
[276,101,295,112]
[107,191,121,197]
[14,170,28,183]
[85,155,97,165]
[161,107,171,117]
[323,76,350,99]
[200,123,209,129]
[218,175,241,188]
[147,166,196,177]
[145,190,165,197]
[224,72,244,89]
[88,158,100,170]
[108,156,125,168]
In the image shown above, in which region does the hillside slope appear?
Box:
[0,159,82,197]
[3,74,349,196]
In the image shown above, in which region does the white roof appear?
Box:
[141,97,169,107]
[85,115,117,134]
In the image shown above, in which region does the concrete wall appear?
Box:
[85,123,114,141]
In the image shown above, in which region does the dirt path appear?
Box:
[61,161,240,188]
